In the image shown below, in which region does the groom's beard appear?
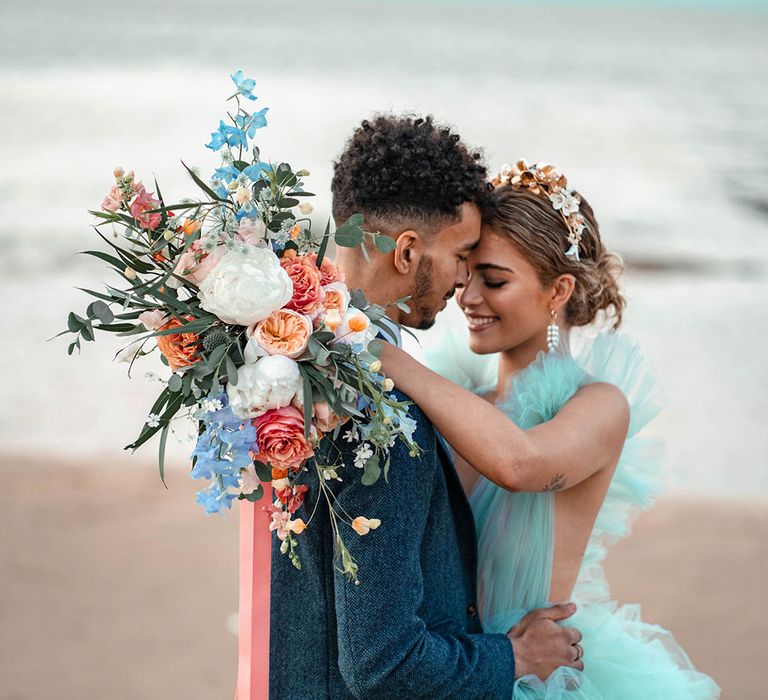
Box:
[413,255,439,330]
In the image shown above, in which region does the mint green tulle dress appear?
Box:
[427,332,720,699]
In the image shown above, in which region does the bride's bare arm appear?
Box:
[380,343,630,493]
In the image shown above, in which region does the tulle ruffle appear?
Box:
[513,601,720,699]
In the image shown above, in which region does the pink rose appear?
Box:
[281,254,325,317]
[309,253,345,286]
[171,240,226,287]
[313,401,342,433]
[252,405,316,472]
[138,309,170,331]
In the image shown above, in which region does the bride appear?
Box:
[379,161,720,698]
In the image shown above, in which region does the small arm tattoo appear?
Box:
[543,473,567,492]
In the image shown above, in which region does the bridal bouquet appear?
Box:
[59,72,419,575]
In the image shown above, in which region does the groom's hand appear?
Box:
[507,603,584,680]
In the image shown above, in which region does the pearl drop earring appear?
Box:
[547,308,560,353]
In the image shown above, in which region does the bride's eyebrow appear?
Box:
[474,262,514,273]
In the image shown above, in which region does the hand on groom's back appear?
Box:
[507,603,584,679]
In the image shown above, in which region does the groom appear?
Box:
[270,115,583,698]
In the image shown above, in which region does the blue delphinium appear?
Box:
[230,70,258,101]
[191,391,257,515]
[380,399,417,443]
[206,120,248,151]
[235,109,269,138]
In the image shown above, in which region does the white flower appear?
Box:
[333,309,376,348]
[298,202,314,215]
[239,464,261,495]
[138,309,169,331]
[198,245,293,326]
[146,413,161,428]
[200,397,224,413]
[235,185,252,205]
[116,340,143,364]
[227,355,302,419]
[343,426,359,443]
[550,190,580,216]
[354,442,374,469]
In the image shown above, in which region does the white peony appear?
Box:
[198,245,293,326]
[227,354,303,419]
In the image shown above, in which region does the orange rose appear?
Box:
[309,253,345,286]
[156,316,200,372]
[281,255,325,317]
[252,309,312,359]
[252,406,316,472]
[322,281,351,316]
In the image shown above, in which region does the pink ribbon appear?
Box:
[236,485,272,700]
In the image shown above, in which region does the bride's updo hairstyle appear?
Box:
[485,161,626,329]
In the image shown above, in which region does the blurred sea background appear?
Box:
[1,1,766,698]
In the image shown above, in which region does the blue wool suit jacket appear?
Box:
[269,390,516,698]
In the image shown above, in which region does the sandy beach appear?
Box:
[1,454,764,699]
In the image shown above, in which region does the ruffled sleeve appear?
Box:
[574,333,666,603]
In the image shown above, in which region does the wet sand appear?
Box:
[1,455,764,699]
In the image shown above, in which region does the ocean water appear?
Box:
[1,1,766,497]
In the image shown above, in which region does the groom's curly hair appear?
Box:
[331,115,490,234]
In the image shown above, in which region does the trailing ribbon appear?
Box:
[236,488,272,700]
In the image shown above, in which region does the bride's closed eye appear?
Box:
[482,278,507,289]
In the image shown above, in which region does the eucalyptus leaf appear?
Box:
[361,453,381,486]
[374,234,397,253]
[253,461,272,482]
[168,374,182,392]
[364,305,387,322]
[334,223,364,248]
[67,312,83,333]
[80,323,94,342]
[350,289,367,309]
[240,485,264,502]
[225,355,238,385]
[92,300,114,324]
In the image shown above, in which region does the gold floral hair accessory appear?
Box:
[492,160,587,261]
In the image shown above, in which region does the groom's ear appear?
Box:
[392,230,420,275]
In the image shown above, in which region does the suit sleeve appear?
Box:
[328,413,516,699]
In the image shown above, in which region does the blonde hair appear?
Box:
[484,186,625,329]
